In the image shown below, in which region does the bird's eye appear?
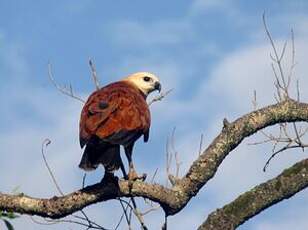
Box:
[143,76,151,82]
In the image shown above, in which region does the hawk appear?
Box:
[79,72,161,181]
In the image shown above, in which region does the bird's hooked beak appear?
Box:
[154,81,161,93]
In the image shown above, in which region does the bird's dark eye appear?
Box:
[143,76,151,82]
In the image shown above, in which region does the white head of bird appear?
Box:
[123,72,161,97]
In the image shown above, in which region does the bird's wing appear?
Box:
[79,81,150,148]
[79,89,118,148]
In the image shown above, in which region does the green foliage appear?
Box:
[0,211,19,230]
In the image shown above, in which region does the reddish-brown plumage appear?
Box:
[78,72,160,178]
[79,80,150,149]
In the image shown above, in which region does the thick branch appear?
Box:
[177,99,308,210]
[0,181,175,219]
[199,158,308,230]
[1,99,308,218]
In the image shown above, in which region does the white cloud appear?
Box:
[110,20,195,46]
[191,0,233,11]
[189,0,238,19]
[0,36,29,85]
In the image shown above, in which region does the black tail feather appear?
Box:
[79,148,98,171]
[79,137,122,173]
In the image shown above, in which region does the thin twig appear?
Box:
[140,205,160,216]
[252,90,257,110]
[41,139,64,196]
[150,168,159,183]
[47,63,85,103]
[263,143,308,172]
[253,15,308,172]
[175,152,182,178]
[30,215,109,230]
[82,173,87,189]
[198,134,204,156]
[148,89,173,106]
[117,199,132,230]
[296,79,300,102]
[89,59,100,90]
[263,13,289,97]
[118,199,148,230]
[287,29,296,88]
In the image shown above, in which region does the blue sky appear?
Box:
[1,1,308,229]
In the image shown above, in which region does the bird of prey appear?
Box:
[79,72,161,181]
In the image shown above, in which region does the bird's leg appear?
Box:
[101,171,118,185]
[124,145,147,181]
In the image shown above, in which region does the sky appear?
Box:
[1,0,308,229]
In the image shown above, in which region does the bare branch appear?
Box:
[252,90,257,110]
[148,89,173,106]
[150,168,159,184]
[279,39,288,62]
[82,173,87,189]
[263,13,288,97]
[296,79,300,102]
[41,139,64,196]
[198,134,204,156]
[47,63,85,103]
[287,29,296,88]
[263,142,292,172]
[89,59,100,90]
[165,127,182,186]
[117,199,132,230]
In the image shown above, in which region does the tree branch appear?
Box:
[178,99,308,202]
[0,181,174,219]
[1,99,308,219]
[199,158,308,230]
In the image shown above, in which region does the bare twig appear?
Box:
[263,13,289,98]
[198,134,204,156]
[148,89,173,106]
[82,173,87,189]
[30,212,108,230]
[140,205,160,216]
[287,29,296,88]
[165,127,183,187]
[41,139,64,196]
[118,199,148,230]
[89,59,100,90]
[117,199,132,230]
[263,143,308,172]
[46,218,109,230]
[41,139,107,230]
[174,152,182,178]
[252,90,257,109]
[165,136,173,187]
[296,79,300,102]
[249,14,308,173]
[47,63,85,103]
[150,168,159,184]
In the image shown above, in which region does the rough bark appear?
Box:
[199,158,308,230]
[1,99,308,226]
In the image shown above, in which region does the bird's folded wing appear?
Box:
[85,101,118,133]
[79,93,119,148]
[79,81,150,148]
